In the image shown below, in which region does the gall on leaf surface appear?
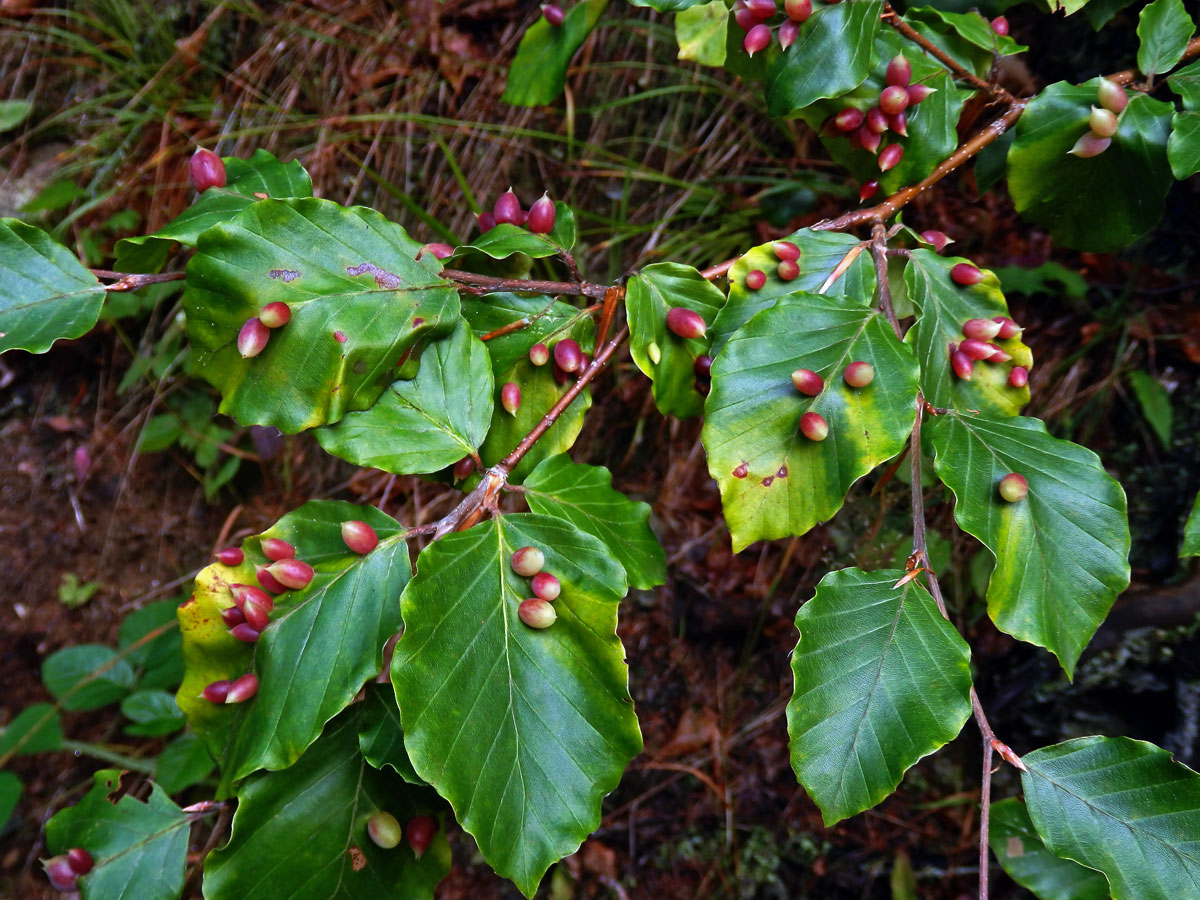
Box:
[787,569,972,825]
[903,249,1032,417]
[184,198,459,434]
[927,414,1130,678]
[461,291,595,380]
[391,514,641,898]
[988,798,1110,900]
[710,229,876,355]
[502,0,609,106]
[703,292,918,552]
[1008,84,1174,251]
[456,202,577,260]
[314,321,493,475]
[203,704,450,900]
[45,769,188,900]
[0,218,105,355]
[1021,736,1200,900]
[176,501,410,788]
[522,454,666,590]
[626,263,727,418]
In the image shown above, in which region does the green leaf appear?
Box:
[927,414,1131,678]
[184,197,459,434]
[43,645,136,711]
[904,249,1032,417]
[176,501,409,787]
[787,568,973,825]
[0,703,63,758]
[461,292,595,377]
[154,732,216,794]
[994,260,1089,300]
[121,690,186,737]
[0,218,105,355]
[1182,490,1200,556]
[119,598,184,691]
[904,8,1027,75]
[1008,85,1174,252]
[764,0,883,117]
[0,99,33,131]
[314,321,494,474]
[1169,57,1200,108]
[522,454,666,590]
[710,229,875,355]
[989,798,1110,900]
[391,515,641,897]
[1128,370,1172,446]
[204,706,450,900]
[626,263,727,418]
[502,0,610,106]
[1168,110,1200,179]
[629,0,705,10]
[703,293,918,552]
[114,150,313,270]
[1022,736,1200,900]
[0,771,20,826]
[45,769,188,900]
[457,204,577,259]
[1137,0,1194,76]
[676,1,729,67]
[358,683,423,784]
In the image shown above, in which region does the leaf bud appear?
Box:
[1068,132,1111,158]
[784,0,812,19]
[453,456,476,480]
[476,211,496,233]
[865,106,890,134]
[501,381,522,415]
[225,672,259,703]
[519,598,557,628]
[743,23,771,56]
[666,306,707,339]
[992,316,1022,339]
[237,317,270,358]
[734,5,758,30]
[541,3,564,25]
[791,368,823,396]
[950,262,983,286]
[859,180,879,201]
[261,538,295,561]
[531,571,561,601]
[694,354,713,378]
[778,19,800,50]
[527,192,556,234]
[990,15,1009,35]
[799,411,829,441]
[215,547,244,566]
[43,855,78,892]
[230,583,272,611]
[998,472,1028,502]
[886,54,912,87]
[267,558,314,590]
[1089,106,1119,138]
[963,317,1002,340]
[843,361,874,387]
[368,811,403,849]
[242,596,272,632]
[1008,366,1028,387]
[554,338,583,373]
[511,546,545,576]
[189,148,226,193]
[260,302,291,329]
[879,85,909,115]
[906,83,936,105]
[407,815,438,859]
[888,111,908,137]
[66,848,94,875]
[986,344,1012,362]
[959,338,996,361]
[834,107,864,131]
[255,564,287,594]
[202,679,232,703]
[772,240,801,261]
[494,188,522,226]
[744,269,767,290]
[1097,76,1128,114]
[341,520,379,554]
[858,125,881,154]
[878,143,903,172]
[920,229,951,252]
[529,342,550,366]
[220,606,246,628]
[951,349,974,380]
[777,259,800,281]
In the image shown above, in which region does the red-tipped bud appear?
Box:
[66,849,93,875]
[341,520,379,554]
[261,538,295,561]
[519,598,557,628]
[226,673,258,703]
[865,106,890,134]
[267,558,314,590]
[743,23,771,56]
[476,211,496,232]
[951,350,975,380]
[368,811,403,848]
[1097,76,1128,114]
[453,456,476,480]
[407,816,437,859]
[255,564,287,594]
[778,19,800,49]
[993,316,1022,339]
[799,411,828,441]
[1008,366,1029,388]
[791,368,823,396]
[951,262,984,286]
[511,546,545,576]
[734,5,758,30]
[859,180,879,201]
[843,361,874,387]
[189,148,226,193]
[772,240,801,261]
[858,125,881,154]
[920,229,951,252]
[694,354,713,378]
[231,583,272,611]
[529,342,550,366]
[531,571,561,601]
[44,856,78,892]
[777,259,800,281]
[998,472,1028,502]
[527,193,556,234]
[221,606,246,628]
[231,623,261,643]
[878,143,903,172]
[785,0,812,20]
[242,596,272,632]
[959,338,995,361]
[1068,132,1111,158]
[986,344,1012,362]
[494,188,522,225]
[906,83,936,105]
[990,15,1009,35]
[541,3,564,25]
[237,317,270,358]
[963,317,1002,339]
[501,381,522,415]
[215,547,244,566]
[260,302,291,329]
[888,111,908,137]
[1089,106,1119,138]
[554,338,583,373]
[745,269,767,290]
[203,680,232,703]
[886,54,912,87]
[834,107,864,131]
[420,242,455,260]
[666,307,707,340]
[879,85,910,115]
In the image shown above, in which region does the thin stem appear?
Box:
[440,268,611,299]
[90,270,187,291]
[700,258,735,281]
[871,223,901,338]
[479,303,601,342]
[883,3,1011,101]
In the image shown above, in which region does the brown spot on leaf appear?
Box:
[347,846,367,871]
[412,317,425,327]
[253,191,269,200]
[732,462,748,479]
[347,262,401,289]
[776,464,788,478]
[353,360,367,375]
[334,331,347,343]
[761,476,774,487]
[269,269,301,282]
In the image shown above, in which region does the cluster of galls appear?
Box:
[945,266,1027,386]
[43,848,93,892]
[739,240,803,293]
[643,303,712,395]
[203,522,379,704]
[1069,77,1127,159]
[734,0,814,56]
[826,55,934,172]
[493,336,595,423]
[511,546,562,629]
[367,811,438,858]
[477,188,556,235]
[790,361,874,441]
